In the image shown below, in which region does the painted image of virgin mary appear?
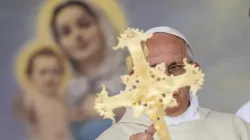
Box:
[36,0,128,139]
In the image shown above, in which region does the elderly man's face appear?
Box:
[146,32,191,116]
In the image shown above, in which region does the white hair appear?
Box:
[146,26,194,61]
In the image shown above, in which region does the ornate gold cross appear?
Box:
[94,28,205,140]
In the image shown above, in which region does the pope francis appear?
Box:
[96,26,250,140]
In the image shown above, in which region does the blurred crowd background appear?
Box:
[1,0,250,139]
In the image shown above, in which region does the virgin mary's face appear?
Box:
[55,5,103,62]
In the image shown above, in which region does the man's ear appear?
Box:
[193,62,200,69]
[130,70,134,75]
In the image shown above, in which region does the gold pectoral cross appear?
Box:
[95,28,205,140]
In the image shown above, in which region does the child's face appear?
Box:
[30,55,63,95]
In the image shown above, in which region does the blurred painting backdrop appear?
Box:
[1,0,250,139]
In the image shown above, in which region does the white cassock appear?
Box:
[97,93,250,140]
[236,101,250,123]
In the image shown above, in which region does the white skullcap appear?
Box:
[146,26,193,56]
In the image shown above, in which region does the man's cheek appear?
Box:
[178,87,189,97]
[178,86,189,92]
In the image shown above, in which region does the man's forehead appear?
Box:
[146,32,186,45]
[145,33,188,66]
[145,33,187,54]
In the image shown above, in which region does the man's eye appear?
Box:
[150,64,157,68]
[168,65,185,75]
[169,65,181,70]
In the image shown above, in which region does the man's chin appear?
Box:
[164,105,182,116]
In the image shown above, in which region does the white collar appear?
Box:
[236,101,250,123]
[164,93,200,126]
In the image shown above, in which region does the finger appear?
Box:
[130,133,154,140]
[145,124,155,136]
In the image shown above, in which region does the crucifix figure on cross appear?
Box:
[94,28,205,140]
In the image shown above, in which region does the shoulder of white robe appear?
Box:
[236,101,250,123]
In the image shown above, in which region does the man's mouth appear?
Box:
[173,93,181,104]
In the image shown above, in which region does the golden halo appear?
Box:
[36,0,127,43]
[90,0,127,32]
[36,0,65,43]
[14,40,71,94]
